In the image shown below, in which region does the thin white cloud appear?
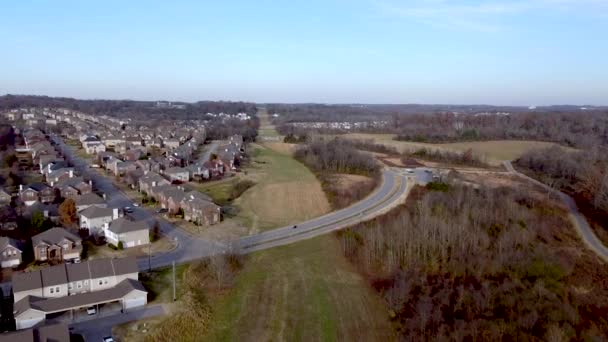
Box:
[376,0,608,31]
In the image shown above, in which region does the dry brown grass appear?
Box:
[338,133,568,165]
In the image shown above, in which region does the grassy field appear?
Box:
[204,236,393,342]
[337,133,565,165]
[233,144,330,232]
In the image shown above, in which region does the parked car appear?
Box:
[87,306,97,315]
[133,202,140,207]
[124,207,134,213]
[157,208,168,213]
[103,337,115,342]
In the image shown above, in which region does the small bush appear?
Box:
[426,182,450,192]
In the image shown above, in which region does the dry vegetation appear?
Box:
[337,182,608,340]
[338,133,563,165]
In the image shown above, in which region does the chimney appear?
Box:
[50,181,54,187]
[102,193,106,200]
[152,181,157,187]
[69,170,74,178]
[89,180,92,186]
[113,208,119,220]
[19,184,23,192]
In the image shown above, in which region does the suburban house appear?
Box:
[163,167,190,182]
[186,164,210,180]
[203,159,225,178]
[74,193,106,212]
[103,217,150,248]
[79,206,120,236]
[138,172,170,195]
[12,256,147,329]
[0,237,22,268]
[31,228,82,262]
[181,196,221,226]
[54,177,92,199]
[46,168,74,184]
[20,183,56,206]
[83,141,106,154]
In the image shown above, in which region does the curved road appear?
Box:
[51,134,410,269]
[504,161,608,262]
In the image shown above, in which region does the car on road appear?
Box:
[87,306,97,315]
[157,208,168,213]
[124,207,134,213]
[133,202,140,207]
[103,337,115,342]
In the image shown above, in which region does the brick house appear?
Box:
[20,183,56,206]
[32,228,82,262]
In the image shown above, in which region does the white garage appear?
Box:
[1,258,21,268]
[123,289,148,310]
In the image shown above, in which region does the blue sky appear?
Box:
[1,0,607,105]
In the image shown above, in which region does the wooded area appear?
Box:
[516,146,608,243]
[337,183,608,340]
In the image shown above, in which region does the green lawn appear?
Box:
[140,265,188,304]
[204,236,393,342]
[232,144,329,231]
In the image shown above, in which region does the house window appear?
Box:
[69,283,73,290]
[50,288,54,294]
[77,282,82,289]
[56,286,60,292]
[84,280,88,285]
[99,280,103,285]
[104,279,108,285]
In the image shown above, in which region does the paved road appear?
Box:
[51,135,410,269]
[69,304,165,341]
[504,161,608,262]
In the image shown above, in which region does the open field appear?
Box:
[203,235,393,342]
[233,144,330,233]
[336,133,567,165]
[262,141,297,155]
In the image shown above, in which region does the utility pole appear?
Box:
[172,261,176,302]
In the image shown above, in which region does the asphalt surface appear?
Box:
[69,304,165,341]
[504,161,608,262]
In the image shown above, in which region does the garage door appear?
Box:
[1,259,19,268]
[126,241,135,248]
[124,297,146,309]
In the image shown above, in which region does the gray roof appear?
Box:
[112,256,139,275]
[14,279,146,316]
[79,205,114,219]
[75,193,105,206]
[108,217,149,234]
[12,271,42,293]
[32,228,80,247]
[88,258,114,279]
[65,262,91,282]
[0,236,19,252]
[40,264,68,287]
[13,257,139,293]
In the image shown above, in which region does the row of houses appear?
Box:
[139,172,221,225]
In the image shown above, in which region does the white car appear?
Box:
[103,337,115,342]
[87,306,97,315]
[133,202,140,207]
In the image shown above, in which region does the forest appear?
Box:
[337,182,608,340]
